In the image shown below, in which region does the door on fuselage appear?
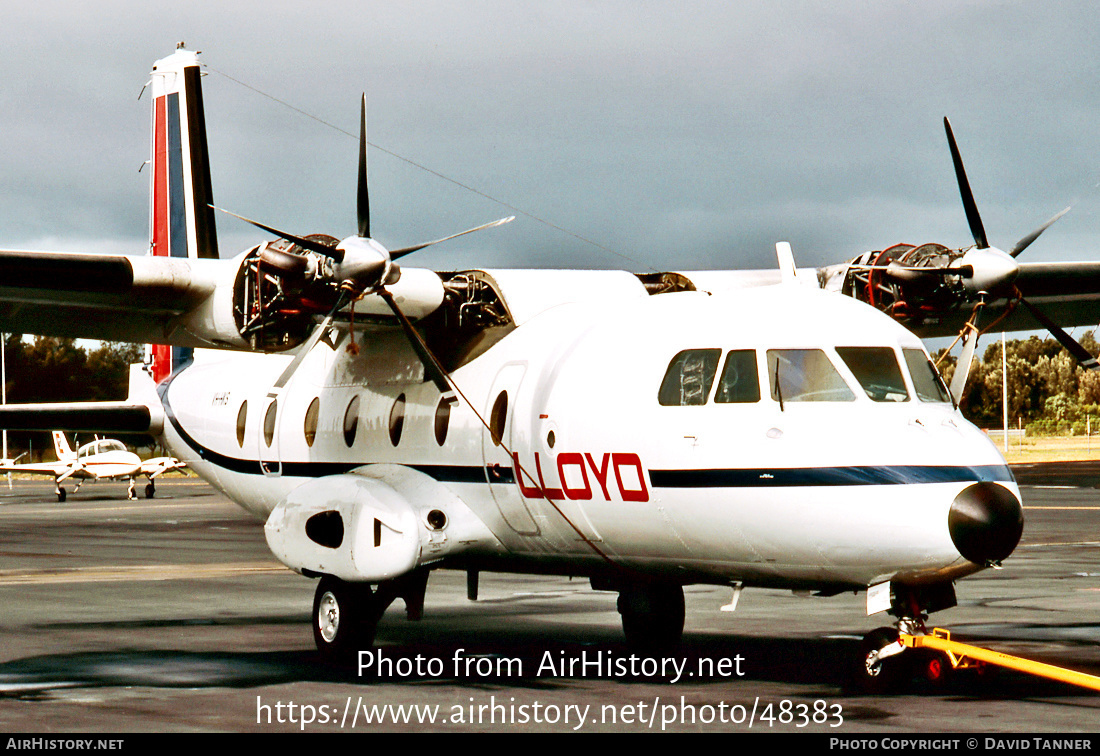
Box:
[481,363,539,535]
[259,393,281,477]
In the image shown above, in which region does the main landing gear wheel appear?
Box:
[145,482,156,499]
[313,576,379,662]
[855,627,905,693]
[617,583,685,653]
[56,487,66,503]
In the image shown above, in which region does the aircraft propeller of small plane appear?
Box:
[0,431,185,501]
[4,45,1100,689]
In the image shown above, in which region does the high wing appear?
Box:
[0,251,220,346]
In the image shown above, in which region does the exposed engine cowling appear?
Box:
[233,236,343,351]
[837,243,972,327]
[264,465,502,582]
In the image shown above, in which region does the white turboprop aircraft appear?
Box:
[4,45,1100,688]
[0,430,184,501]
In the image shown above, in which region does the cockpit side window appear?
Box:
[714,350,760,403]
[903,348,953,403]
[835,347,909,402]
[658,349,721,406]
[767,349,855,403]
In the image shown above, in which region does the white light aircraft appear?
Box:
[4,45,1100,688]
[0,430,185,501]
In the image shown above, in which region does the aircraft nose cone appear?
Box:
[948,482,1023,565]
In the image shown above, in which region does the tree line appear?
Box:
[1,336,143,460]
[937,331,1100,435]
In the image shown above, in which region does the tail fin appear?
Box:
[52,432,75,461]
[149,44,210,382]
[149,43,218,261]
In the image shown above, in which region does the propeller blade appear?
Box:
[269,291,352,394]
[944,117,989,250]
[1010,206,1071,258]
[1019,297,1100,370]
[211,205,345,262]
[378,289,453,394]
[949,327,980,405]
[358,94,370,239]
[389,216,516,259]
[949,302,985,404]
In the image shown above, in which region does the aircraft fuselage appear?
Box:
[158,283,1022,593]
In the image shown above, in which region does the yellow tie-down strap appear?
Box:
[901,628,1100,693]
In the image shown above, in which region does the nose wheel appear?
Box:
[856,627,905,692]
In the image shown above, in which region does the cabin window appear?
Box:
[343,395,360,447]
[714,350,760,403]
[434,396,452,446]
[389,394,406,447]
[263,399,278,447]
[767,349,855,403]
[903,349,953,403]
[658,349,721,406]
[490,391,508,446]
[236,401,248,447]
[836,347,909,402]
[304,397,320,447]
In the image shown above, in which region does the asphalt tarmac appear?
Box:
[0,472,1097,735]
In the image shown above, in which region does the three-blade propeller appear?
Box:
[940,117,1089,402]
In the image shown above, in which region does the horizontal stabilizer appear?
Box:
[0,404,155,434]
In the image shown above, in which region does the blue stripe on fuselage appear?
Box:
[166,92,187,259]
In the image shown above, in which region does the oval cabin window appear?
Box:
[343,395,360,448]
[490,391,508,447]
[304,397,320,447]
[434,397,451,446]
[263,399,277,447]
[236,401,248,448]
[389,394,406,447]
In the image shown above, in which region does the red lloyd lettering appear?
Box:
[511,452,649,502]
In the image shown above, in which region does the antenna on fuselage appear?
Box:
[775,241,798,284]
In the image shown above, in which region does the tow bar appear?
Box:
[901,628,1100,692]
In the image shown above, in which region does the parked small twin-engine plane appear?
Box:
[0,429,184,501]
[2,45,1100,687]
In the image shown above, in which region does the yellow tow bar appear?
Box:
[901,628,1100,692]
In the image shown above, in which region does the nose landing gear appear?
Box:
[854,582,955,693]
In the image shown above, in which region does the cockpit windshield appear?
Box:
[79,439,126,457]
[767,349,855,403]
[836,347,909,402]
[657,345,953,407]
[658,349,721,406]
[903,348,953,403]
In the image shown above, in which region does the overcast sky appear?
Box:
[2,1,1100,274]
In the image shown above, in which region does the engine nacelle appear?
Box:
[232,239,446,352]
[263,465,502,582]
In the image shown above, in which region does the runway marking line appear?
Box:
[0,502,242,517]
[0,561,290,585]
